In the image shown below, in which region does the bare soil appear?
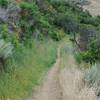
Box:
[83,0,100,16]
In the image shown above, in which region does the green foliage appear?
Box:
[0,25,19,47]
[54,13,79,33]
[0,0,8,7]
[19,2,50,39]
[19,2,39,37]
[79,15,100,27]
[81,39,100,63]
[48,28,65,41]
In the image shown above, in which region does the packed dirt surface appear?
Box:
[27,41,97,100]
[83,0,100,16]
[33,46,62,100]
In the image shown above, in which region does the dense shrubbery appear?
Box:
[54,13,79,33]
[81,39,100,63]
[78,24,100,63]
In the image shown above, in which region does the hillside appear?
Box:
[0,0,100,100]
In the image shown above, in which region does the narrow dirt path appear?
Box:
[27,1,100,99]
[28,41,97,100]
[34,46,62,100]
[83,0,100,16]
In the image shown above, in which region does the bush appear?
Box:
[19,2,40,38]
[79,15,100,27]
[0,0,8,7]
[84,64,100,96]
[82,39,100,63]
[0,24,19,47]
[48,28,65,41]
[54,13,79,33]
[19,2,50,39]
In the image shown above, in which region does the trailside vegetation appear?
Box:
[0,0,100,99]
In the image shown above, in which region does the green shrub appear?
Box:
[0,0,8,7]
[79,15,100,27]
[54,13,79,33]
[80,39,100,63]
[19,2,39,37]
[0,25,20,47]
[48,28,65,41]
[19,2,50,39]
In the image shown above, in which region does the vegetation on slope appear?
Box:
[0,0,100,99]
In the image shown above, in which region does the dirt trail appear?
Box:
[34,46,62,100]
[83,0,100,16]
[28,42,97,100]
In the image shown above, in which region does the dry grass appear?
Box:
[59,41,97,100]
[32,40,97,100]
[59,65,97,100]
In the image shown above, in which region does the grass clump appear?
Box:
[84,63,100,96]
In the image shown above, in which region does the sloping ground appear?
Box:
[83,0,100,16]
[27,40,97,100]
